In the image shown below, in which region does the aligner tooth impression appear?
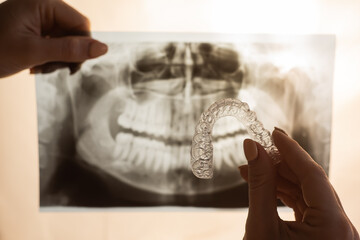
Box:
[190,98,281,179]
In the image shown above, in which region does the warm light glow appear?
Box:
[1,0,360,239]
[209,0,319,34]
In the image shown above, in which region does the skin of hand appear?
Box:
[239,129,359,240]
[0,0,108,78]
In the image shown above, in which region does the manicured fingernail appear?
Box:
[274,127,288,136]
[89,41,108,58]
[243,139,258,162]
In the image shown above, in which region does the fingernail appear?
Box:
[243,139,258,162]
[89,41,108,58]
[274,127,288,136]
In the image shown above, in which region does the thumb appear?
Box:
[34,36,108,64]
[243,139,279,237]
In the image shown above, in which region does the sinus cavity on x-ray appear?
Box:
[36,33,335,209]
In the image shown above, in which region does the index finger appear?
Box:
[272,129,338,211]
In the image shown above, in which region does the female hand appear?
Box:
[0,0,107,78]
[239,129,359,240]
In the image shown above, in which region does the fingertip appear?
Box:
[272,128,288,143]
[88,41,108,58]
[274,127,288,136]
[272,128,298,155]
[243,139,258,162]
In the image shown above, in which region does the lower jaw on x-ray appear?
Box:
[37,40,332,208]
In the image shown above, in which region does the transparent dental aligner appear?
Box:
[191,98,281,179]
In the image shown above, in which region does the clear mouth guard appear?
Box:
[190,98,281,179]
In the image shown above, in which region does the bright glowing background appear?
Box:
[0,0,359,239]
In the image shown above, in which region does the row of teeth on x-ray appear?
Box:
[113,98,248,173]
[112,131,247,172]
[116,98,246,139]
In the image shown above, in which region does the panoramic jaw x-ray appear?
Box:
[36,33,335,208]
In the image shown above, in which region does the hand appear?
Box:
[239,129,359,240]
[0,0,108,78]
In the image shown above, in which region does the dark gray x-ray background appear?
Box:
[36,33,335,209]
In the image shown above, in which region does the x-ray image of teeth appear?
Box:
[36,33,335,208]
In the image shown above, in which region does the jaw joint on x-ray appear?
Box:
[191,98,281,179]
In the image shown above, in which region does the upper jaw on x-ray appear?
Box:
[38,40,318,205]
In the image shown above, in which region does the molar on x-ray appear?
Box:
[36,33,334,208]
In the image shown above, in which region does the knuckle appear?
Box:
[61,38,81,60]
[76,16,91,36]
[249,178,270,192]
[313,162,327,177]
[303,167,326,185]
[302,159,327,180]
[249,168,275,191]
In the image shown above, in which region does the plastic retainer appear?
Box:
[190,98,281,179]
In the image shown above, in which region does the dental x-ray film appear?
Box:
[36,33,335,209]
